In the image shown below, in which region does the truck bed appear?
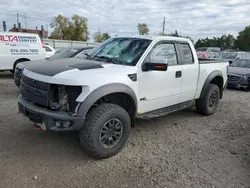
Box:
[199,58,229,64]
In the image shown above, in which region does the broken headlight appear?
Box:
[48,85,82,114]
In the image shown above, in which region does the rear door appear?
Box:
[177,43,199,103]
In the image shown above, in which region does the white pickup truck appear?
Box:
[18,36,228,159]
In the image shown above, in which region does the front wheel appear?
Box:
[196,84,220,116]
[79,103,131,159]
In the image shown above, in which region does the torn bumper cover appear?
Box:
[18,95,85,131]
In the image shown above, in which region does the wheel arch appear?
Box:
[200,70,224,99]
[13,58,31,69]
[78,83,137,125]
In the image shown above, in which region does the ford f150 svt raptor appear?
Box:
[18,36,228,159]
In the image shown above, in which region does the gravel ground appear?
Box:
[0,71,249,188]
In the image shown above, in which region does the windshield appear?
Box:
[48,48,80,60]
[196,47,208,52]
[220,52,237,59]
[88,37,152,66]
[230,59,250,68]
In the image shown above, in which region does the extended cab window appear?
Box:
[147,43,178,65]
[180,43,194,64]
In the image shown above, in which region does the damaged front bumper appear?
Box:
[18,95,85,131]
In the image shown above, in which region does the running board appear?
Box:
[137,100,194,119]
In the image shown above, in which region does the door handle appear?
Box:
[175,71,182,78]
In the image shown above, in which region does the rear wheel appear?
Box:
[79,103,131,159]
[196,84,220,116]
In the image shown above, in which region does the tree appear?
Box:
[50,14,71,40]
[50,14,89,41]
[101,33,110,41]
[217,34,235,50]
[169,30,179,37]
[235,26,250,51]
[137,23,149,35]
[195,34,236,50]
[94,31,110,43]
[70,15,89,41]
[166,30,194,43]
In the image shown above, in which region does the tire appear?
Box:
[79,103,131,159]
[196,84,220,116]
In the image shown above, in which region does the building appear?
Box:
[9,24,48,39]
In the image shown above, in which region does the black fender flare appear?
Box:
[199,70,224,99]
[77,83,137,118]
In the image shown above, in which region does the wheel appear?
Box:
[196,84,220,116]
[79,103,131,159]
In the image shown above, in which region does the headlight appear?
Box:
[16,63,26,70]
[49,85,82,113]
[243,75,248,79]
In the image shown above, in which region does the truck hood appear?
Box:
[23,58,138,86]
[228,67,250,75]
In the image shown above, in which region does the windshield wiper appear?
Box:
[92,55,119,64]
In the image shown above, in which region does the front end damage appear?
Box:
[19,75,85,131]
[48,85,82,115]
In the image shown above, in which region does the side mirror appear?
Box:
[229,60,233,64]
[142,62,168,71]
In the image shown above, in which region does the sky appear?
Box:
[0,0,250,41]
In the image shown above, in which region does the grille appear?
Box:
[20,75,50,106]
[228,74,242,82]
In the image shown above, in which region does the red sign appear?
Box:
[0,35,18,42]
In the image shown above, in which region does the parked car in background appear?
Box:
[14,46,94,87]
[219,51,250,64]
[227,58,250,90]
[0,32,46,73]
[196,47,221,59]
[44,45,56,58]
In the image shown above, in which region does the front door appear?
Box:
[138,41,182,114]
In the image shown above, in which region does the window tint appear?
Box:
[148,43,178,65]
[45,47,52,52]
[180,44,194,64]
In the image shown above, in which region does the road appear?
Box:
[0,72,249,188]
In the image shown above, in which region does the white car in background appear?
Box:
[0,32,46,72]
[44,45,56,58]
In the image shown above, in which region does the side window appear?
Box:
[75,50,88,59]
[179,43,194,64]
[147,43,178,65]
[45,47,52,52]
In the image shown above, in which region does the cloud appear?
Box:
[0,0,250,41]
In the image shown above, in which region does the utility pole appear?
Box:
[17,13,19,26]
[25,12,27,30]
[3,21,6,32]
[162,17,165,34]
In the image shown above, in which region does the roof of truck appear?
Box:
[112,35,191,42]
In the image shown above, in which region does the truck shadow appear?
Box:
[135,107,198,129]
[0,72,13,79]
